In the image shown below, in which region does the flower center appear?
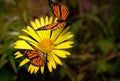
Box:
[38,39,54,54]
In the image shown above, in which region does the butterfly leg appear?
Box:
[36,26,46,31]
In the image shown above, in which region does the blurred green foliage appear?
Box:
[0,0,120,81]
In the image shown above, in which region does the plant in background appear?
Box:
[14,16,74,74]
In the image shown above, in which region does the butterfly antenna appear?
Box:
[48,0,58,5]
[48,0,54,4]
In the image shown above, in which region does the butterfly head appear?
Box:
[57,19,65,22]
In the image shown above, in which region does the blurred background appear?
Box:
[0,0,120,81]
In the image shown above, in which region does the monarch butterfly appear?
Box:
[36,0,69,30]
[19,41,46,67]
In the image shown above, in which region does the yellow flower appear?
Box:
[14,16,74,74]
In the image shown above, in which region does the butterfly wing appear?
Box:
[36,22,66,30]
[48,0,69,21]
[52,22,66,30]
[30,50,45,67]
[19,41,45,67]
[61,5,69,21]
[36,0,69,31]
[48,0,61,20]
[20,50,45,67]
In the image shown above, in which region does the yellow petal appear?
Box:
[22,26,41,42]
[19,58,29,67]
[18,35,38,45]
[51,27,63,41]
[45,16,49,25]
[34,66,39,74]
[37,30,51,39]
[22,28,30,35]
[47,53,56,69]
[14,51,23,59]
[40,17,45,26]
[54,17,57,23]
[30,21,37,30]
[27,26,41,42]
[14,52,23,59]
[52,50,71,58]
[54,27,72,44]
[61,27,70,35]
[55,41,74,49]
[28,64,32,72]
[54,32,73,44]
[52,53,62,65]
[48,16,53,24]
[14,51,20,55]
[28,64,39,74]
[35,19,41,29]
[14,40,34,50]
[28,64,34,74]
[47,62,52,72]
[41,66,44,74]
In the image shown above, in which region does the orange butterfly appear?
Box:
[20,42,46,67]
[36,0,69,30]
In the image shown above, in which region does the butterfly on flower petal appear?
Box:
[19,41,46,67]
[36,0,69,30]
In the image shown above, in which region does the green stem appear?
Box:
[62,61,76,81]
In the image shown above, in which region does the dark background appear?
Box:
[0,0,120,81]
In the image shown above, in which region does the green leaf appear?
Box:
[0,55,8,68]
[0,67,17,81]
[9,56,17,73]
[97,38,114,54]
[71,19,83,34]
[96,59,110,73]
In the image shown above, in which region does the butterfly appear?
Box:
[36,0,69,30]
[19,41,46,67]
